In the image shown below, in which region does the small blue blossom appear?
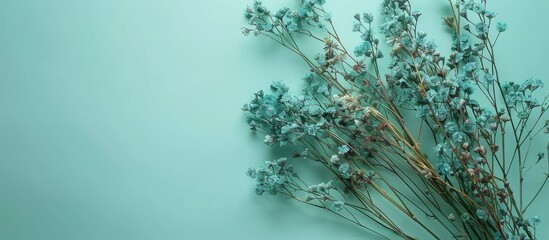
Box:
[352,22,362,32]
[463,62,476,72]
[332,200,344,211]
[281,123,298,134]
[459,34,470,48]
[246,168,257,178]
[271,81,289,93]
[416,105,431,118]
[496,22,507,32]
[461,213,471,222]
[436,162,452,176]
[354,42,371,57]
[427,89,437,103]
[472,3,485,14]
[434,143,447,156]
[304,123,319,136]
[476,209,488,221]
[451,132,467,144]
[287,21,299,32]
[363,13,374,24]
[275,7,290,19]
[444,121,457,134]
[338,145,350,155]
[435,106,449,121]
[531,216,542,226]
[330,154,340,164]
[323,12,332,21]
[264,135,275,145]
[520,78,544,91]
[475,22,488,34]
[339,163,350,174]
[485,10,497,19]
[261,22,273,32]
[484,72,495,84]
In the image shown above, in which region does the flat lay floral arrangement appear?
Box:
[241,0,549,239]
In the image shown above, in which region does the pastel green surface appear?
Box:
[1,0,548,239]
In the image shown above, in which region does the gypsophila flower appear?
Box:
[263,135,275,145]
[476,209,488,221]
[463,62,476,72]
[461,213,471,222]
[339,163,349,174]
[531,216,541,226]
[484,72,495,84]
[338,145,350,155]
[332,200,344,211]
[330,154,340,164]
[323,11,332,21]
[485,10,497,19]
[436,162,452,176]
[475,22,489,34]
[496,22,507,32]
[363,13,374,24]
[246,168,257,178]
[352,22,362,32]
[451,132,467,144]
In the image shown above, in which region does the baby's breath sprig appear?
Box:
[241,0,549,239]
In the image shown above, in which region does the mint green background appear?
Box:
[1,1,548,239]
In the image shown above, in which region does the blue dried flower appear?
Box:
[275,7,290,19]
[352,22,362,32]
[496,22,507,32]
[246,168,257,178]
[436,162,452,176]
[485,11,497,19]
[330,155,340,164]
[463,121,476,134]
[338,145,350,155]
[472,3,485,14]
[427,89,437,103]
[416,105,431,118]
[531,216,542,226]
[354,42,371,57]
[287,21,299,32]
[463,62,476,72]
[476,209,488,221]
[363,13,374,24]
[520,78,544,91]
[323,11,332,21]
[332,200,344,211]
[339,163,350,174]
[435,106,449,121]
[444,121,457,134]
[484,72,495,84]
[451,132,467,144]
[475,22,488,34]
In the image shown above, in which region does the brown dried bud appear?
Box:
[490,144,499,153]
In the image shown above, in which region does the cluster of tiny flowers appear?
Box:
[242,0,330,36]
[246,158,293,195]
[502,79,545,119]
[241,79,329,146]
